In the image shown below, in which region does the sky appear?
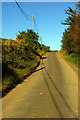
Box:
[2,2,77,50]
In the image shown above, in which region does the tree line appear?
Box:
[61,2,80,55]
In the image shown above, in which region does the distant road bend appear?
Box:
[2,52,78,118]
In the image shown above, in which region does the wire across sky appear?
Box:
[15,0,38,33]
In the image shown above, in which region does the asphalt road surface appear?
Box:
[2,52,79,119]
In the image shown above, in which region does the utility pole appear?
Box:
[32,14,34,32]
[40,36,42,46]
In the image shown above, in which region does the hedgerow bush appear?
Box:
[2,29,50,96]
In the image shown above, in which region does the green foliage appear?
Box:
[61,3,80,55]
[17,29,39,42]
[16,29,39,49]
[61,7,77,25]
[71,15,80,53]
[41,44,50,52]
[61,28,73,54]
[2,29,50,96]
[61,3,80,67]
[60,49,80,67]
[53,50,58,52]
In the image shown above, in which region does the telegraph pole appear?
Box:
[32,14,34,32]
[40,36,42,46]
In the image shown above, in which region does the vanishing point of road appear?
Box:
[2,52,79,118]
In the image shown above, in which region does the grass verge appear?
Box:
[60,50,80,68]
[2,56,41,97]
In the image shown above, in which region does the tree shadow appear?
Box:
[34,67,45,73]
[41,57,47,59]
[44,67,78,119]
[42,70,63,118]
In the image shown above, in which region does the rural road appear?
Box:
[2,52,79,118]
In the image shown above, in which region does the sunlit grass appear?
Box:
[60,50,80,68]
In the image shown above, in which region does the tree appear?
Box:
[16,29,39,49]
[61,7,77,25]
[71,14,80,53]
[61,28,73,54]
[16,31,27,40]
[61,4,80,54]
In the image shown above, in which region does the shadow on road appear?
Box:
[34,67,45,73]
[44,67,78,118]
[41,59,78,119]
[41,57,47,59]
[42,70,63,118]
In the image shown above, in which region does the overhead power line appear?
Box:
[15,1,39,34]
[15,0,31,21]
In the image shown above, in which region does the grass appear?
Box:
[60,50,80,68]
[2,57,40,97]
